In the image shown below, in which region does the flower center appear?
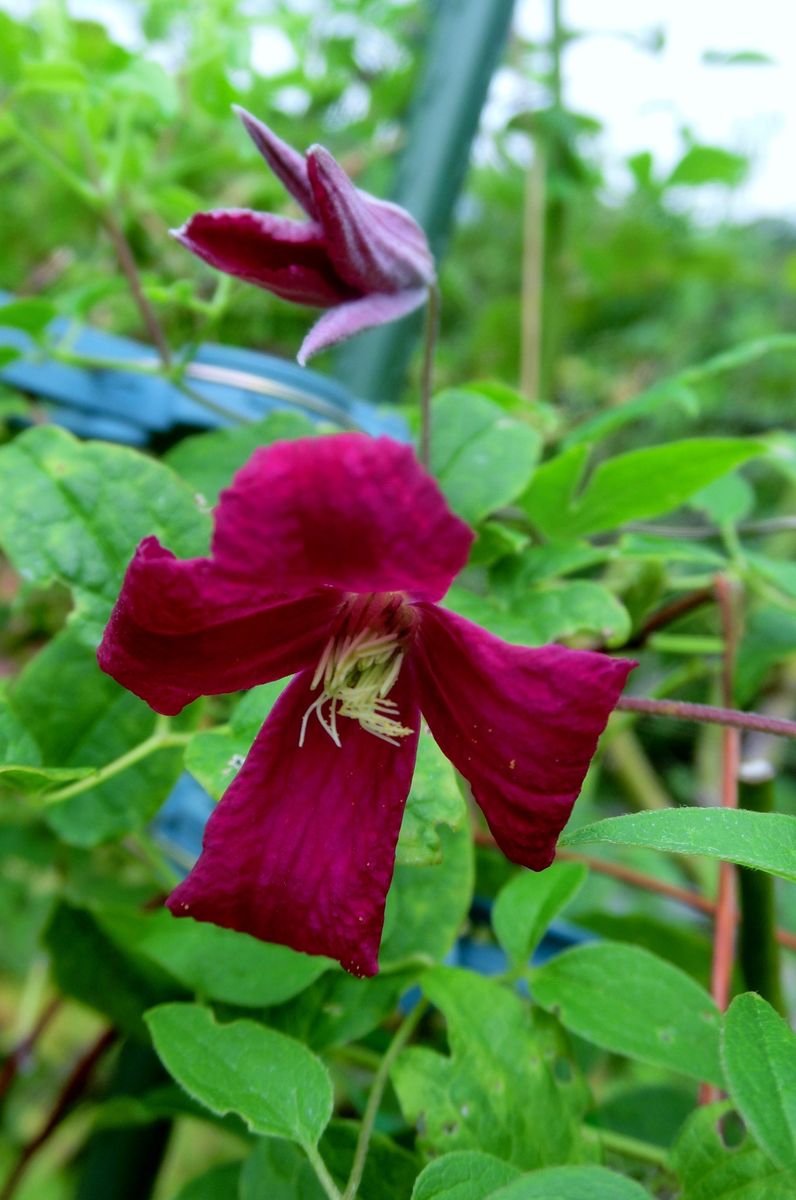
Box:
[299,595,413,749]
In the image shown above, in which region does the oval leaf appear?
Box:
[411,1150,520,1199]
[145,1003,333,1145]
[491,1165,654,1199]
[493,863,587,968]
[532,942,722,1084]
[559,809,796,882]
[723,994,796,1172]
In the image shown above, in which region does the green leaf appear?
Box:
[492,1166,653,1195]
[444,581,630,648]
[430,390,541,524]
[722,994,796,1173]
[0,425,209,628]
[169,1162,241,1200]
[0,762,94,794]
[519,444,589,534]
[397,733,466,866]
[490,1166,654,1199]
[185,682,285,800]
[531,942,722,1084]
[97,907,333,1008]
[145,1003,333,1145]
[411,1151,520,1199]
[560,809,796,882]
[9,627,188,845]
[19,59,89,92]
[671,1102,796,1199]
[45,902,178,1039]
[239,1139,323,1200]
[0,298,56,337]
[493,863,586,968]
[321,1121,421,1200]
[380,824,473,967]
[667,144,748,188]
[164,412,315,508]
[690,474,754,524]
[522,439,762,540]
[392,967,588,1168]
[109,60,180,117]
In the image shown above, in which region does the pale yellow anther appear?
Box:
[300,626,412,748]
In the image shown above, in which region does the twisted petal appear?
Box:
[298,288,428,364]
[98,538,342,715]
[307,145,434,292]
[212,434,474,602]
[413,604,636,869]
[167,666,420,976]
[233,105,317,217]
[171,209,357,306]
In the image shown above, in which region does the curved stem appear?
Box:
[616,696,796,740]
[341,999,428,1200]
[304,1143,342,1200]
[584,1125,670,1170]
[44,730,190,804]
[419,284,440,469]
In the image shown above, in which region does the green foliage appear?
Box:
[722,994,796,1173]
[531,942,722,1084]
[561,809,796,882]
[492,862,586,968]
[392,968,590,1168]
[411,1151,520,1199]
[146,1003,334,1144]
[671,1102,796,1199]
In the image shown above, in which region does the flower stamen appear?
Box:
[300,618,413,748]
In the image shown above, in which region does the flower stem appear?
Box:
[304,1144,343,1200]
[341,999,428,1200]
[616,696,796,740]
[43,730,190,805]
[419,284,440,469]
[584,1125,670,1170]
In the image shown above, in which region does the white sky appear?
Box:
[515,0,795,220]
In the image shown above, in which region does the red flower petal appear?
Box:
[211,435,474,602]
[413,604,636,869]
[233,105,317,218]
[166,666,420,976]
[98,538,342,715]
[297,288,429,364]
[172,209,358,306]
[306,145,434,293]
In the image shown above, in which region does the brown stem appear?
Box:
[0,998,62,1102]
[474,832,796,952]
[101,211,171,368]
[623,587,714,649]
[616,696,796,740]
[0,1028,117,1200]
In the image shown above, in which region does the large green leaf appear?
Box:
[392,967,588,1168]
[169,1163,241,1200]
[490,1166,654,1199]
[521,439,762,540]
[9,627,188,845]
[97,906,333,1008]
[397,733,466,866]
[146,1003,333,1145]
[444,581,630,648]
[380,824,473,967]
[492,863,586,969]
[430,390,541,524]
[560,809,796,882]
[164,411,315,508]
[531,942,721,1084]
[0,425,209,626]
[185,682,285,800]
[722,994,796,1173]
[671,1102,796,1199]
[411,1151,520,1200]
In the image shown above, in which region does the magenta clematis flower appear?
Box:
[171,106,435,365]
[98,435,634,977]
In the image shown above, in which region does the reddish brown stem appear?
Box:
[474,833,796,953]
[0,1028,117,1200]
[0,998,62,1102]
[616,696,796,740]
[623,586,714,649]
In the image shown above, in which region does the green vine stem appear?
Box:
[341,998,428,1200]
[304,1144,343,1200]
[43,728,191,805]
